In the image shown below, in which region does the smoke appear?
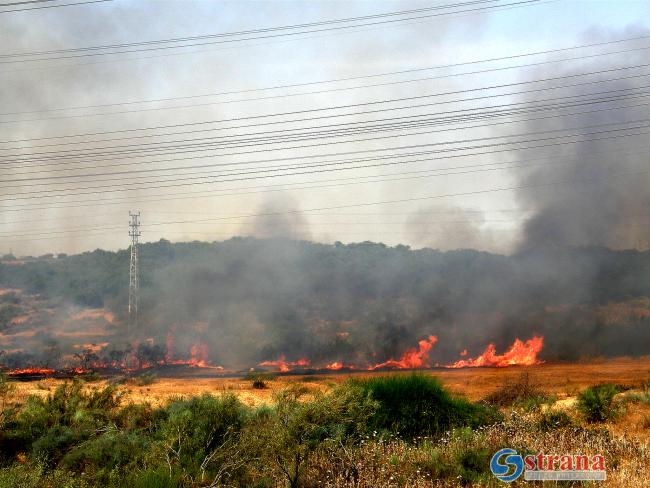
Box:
[247,195,312,241]
[405,204,501,252]
[515,26,650,251]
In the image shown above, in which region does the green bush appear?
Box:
[31,425,78,466]
[154,393,248,477]
[456,446,492,484]
[577,384,621,422]
[351,374,500,438]
[61,430,149,474]
[248,384,376,488]
[537,410,574,432]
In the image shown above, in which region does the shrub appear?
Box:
[456,446,492,483]
[352,373,500,438]
[154,393,248,478]
[537,410,574,432]
[248,384,376,488]
[79,372,101,383]
[484,372,553,410]
[577,384,621,422]
[31,425,78,466]
[246,372,274,390]
[131,371,157,386]
[61,429,149,474]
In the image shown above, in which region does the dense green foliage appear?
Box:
[0,375,503,487]
[577,384,621,422]
[352,374,500,438]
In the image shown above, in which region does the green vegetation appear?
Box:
[536,409,574,432]
[1,239,649,368]
[577,383,621,422]
[352,374,501,438]
[0,375,503,487]
[0,374,648,486]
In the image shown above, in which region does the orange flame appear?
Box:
[190,343,209,367]
[325,361,349,370]
[447,336,544,368]
[7,367,56,376]
[259,356,310,372]
[369,335,438,370]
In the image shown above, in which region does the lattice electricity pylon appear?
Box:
[128,211,141,331]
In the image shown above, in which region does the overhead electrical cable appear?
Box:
[0,167,646,241]
[0,0,110,13]
[2,35,649,120]
[2,118,648,203]
[3,46,649,125]
[3,92,649,186]
[0,1,537,62]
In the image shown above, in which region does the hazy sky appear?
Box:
[1,0,648,256]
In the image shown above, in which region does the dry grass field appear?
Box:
[4,356,650,486]
[11,356,650,406]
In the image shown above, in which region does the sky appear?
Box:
[0,0,648,256]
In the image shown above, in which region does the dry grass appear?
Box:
[9,356,650,406]
[4,357,650,487]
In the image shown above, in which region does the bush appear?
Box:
[61,429,149,475]
[245,372,274,390]
[250,383,376,488]
[131,371,157,386]
[484,372,553,410]
[537,410,574,432]
[351,373,500,438]
[154,393,248,478]
[577,384,621,422]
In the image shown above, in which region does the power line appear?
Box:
[4,152,649,236]
[2,34,649,119]
[0,0,110,13]
[4,59,647,146]
[0,1,497,57]
[5,82,648,165]
[0,1,535,62]
[4,45,649,126]
[3,68,649,173]
[2,119,648,204]
[4,117,646,211]
[0,1,61,7]
[1,167,646,241]
[4,91,649,186]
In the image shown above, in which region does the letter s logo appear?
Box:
[490,448,524,482]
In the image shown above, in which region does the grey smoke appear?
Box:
[515,26,650,251]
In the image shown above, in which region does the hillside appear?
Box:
[1,238,649,370]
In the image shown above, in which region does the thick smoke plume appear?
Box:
[515,27,650,251]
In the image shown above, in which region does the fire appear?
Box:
[447,336,544,368]
[370,335,438,370]
[325,361,345,370]
[190,343,209,367]
[7,367,56,376]
[259,356,310,372]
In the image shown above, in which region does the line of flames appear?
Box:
[4,335,544,377]
[258,335,544,372]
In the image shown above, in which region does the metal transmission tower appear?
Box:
[128,211,141,331]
